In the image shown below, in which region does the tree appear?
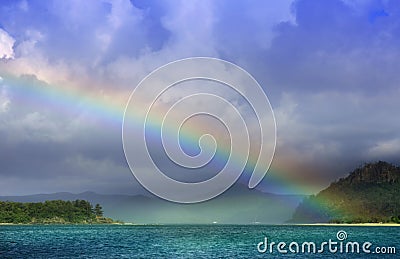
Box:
[0,200,110,224]
[94,204,103,217]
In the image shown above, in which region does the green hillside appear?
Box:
[290,161,400,223]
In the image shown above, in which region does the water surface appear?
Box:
[0,225,398,258]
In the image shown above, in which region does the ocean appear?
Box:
[0,225,398,258]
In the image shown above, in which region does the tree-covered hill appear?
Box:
[290,161,400,223]
[0,199,115,224]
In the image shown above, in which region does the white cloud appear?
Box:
[161,0,217,56]
[14,29,44,57]
[0,86,10,113]
[367,139,400,158]
[1,100,10,113]
[0,79,10,113]
[0,28,15,59]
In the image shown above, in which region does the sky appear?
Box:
[0,0,399,196]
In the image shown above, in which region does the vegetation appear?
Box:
[290,161,400,223]
[0,200,115,224]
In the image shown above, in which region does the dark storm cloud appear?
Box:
[0,0,399,195]
[211,0,400,190]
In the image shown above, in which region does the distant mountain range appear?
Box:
[290,161,400,223]
[0,184,305,224]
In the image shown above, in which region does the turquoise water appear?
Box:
[0,225,398,258]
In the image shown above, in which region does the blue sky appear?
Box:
[0,0,399,195]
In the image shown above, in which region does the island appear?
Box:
[290,161,400,224]
[0,199,116,224]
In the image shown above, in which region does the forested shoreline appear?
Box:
[290,161,400,223]
[0,200,116,224]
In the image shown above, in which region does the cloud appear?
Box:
[260,0,400,96]
[0,28,15,59]
[367,138,400,158]
[0,87,10,113]
[272,89,400,181]
[213,0,295,58]
[0,0,399,196]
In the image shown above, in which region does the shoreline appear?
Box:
[290,223,400,226]
[1,222,399,226]
[0,222,125,226]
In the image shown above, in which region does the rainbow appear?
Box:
[1,72,344,218]
[1,73,297,183]
[1,73,126,130]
